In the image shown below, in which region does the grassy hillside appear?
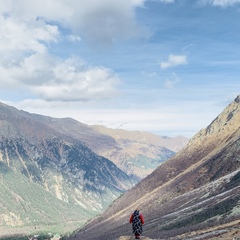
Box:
[0,161,94,236]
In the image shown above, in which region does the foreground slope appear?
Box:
[70,95,240,240]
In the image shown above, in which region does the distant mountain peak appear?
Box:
[234,94,240,103]
[190,95,240,142]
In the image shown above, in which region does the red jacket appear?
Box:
[129,213,144,224]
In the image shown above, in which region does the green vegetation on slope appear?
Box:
[0,161,95,235]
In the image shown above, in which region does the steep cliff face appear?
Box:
[71,95,240,240]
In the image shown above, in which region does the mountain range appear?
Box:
[69,96,240,240]
[0,102,187,236]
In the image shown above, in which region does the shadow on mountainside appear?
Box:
[0,162,10,174]
[116,224,240,240]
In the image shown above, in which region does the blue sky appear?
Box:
[0,0,240,137]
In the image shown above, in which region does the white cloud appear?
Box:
[0,0,146,46]
[0,53,120,101]
[0,14,60,89]
[198,0,240,7]
[34,60,120,101]
[0,14,59,54]
[164,73,180,88]
[160,54,188,69]
[66,35,81,42]
[158,0,175,3]
[150,0,175,3]
[0,0,133,101]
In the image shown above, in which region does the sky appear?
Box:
[0,0,240,138]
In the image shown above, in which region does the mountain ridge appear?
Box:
[0,102,135,235]
[89,125,188,179]
[0,101,187,236]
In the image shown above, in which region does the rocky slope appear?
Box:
[39,118,188,180]
[90,126,188,179]
[69,95,240,240]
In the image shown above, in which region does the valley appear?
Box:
[1,96,240,239]
[67,95,240,240]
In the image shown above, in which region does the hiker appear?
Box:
[129,209,144,239]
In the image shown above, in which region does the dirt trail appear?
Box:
[118,236,152,240]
